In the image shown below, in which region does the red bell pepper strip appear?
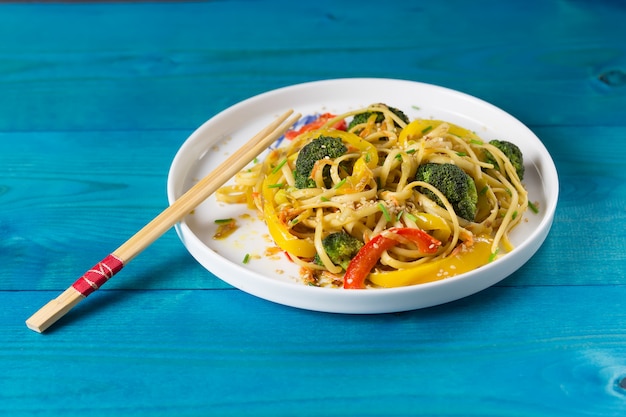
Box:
[343,227,442,289]
[285,113,347,140]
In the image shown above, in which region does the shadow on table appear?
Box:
[42,252,199,334]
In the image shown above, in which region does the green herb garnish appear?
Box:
[403,211,417,222]
[378,203,391,222]
[271,158,288,174]
[334,178,347,189]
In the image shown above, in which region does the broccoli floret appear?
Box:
[486,140,524,180]
[294,135,347,189]
[347,104,410,131]
[314,231,363,270]
[415,163,478,221]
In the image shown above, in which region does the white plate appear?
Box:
[167,78,558,313]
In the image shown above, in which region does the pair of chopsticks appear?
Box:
[26,110,301,333]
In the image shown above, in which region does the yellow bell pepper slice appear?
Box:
[368,236,494,288]
[261,128,377,258]
[262,172,317,258]
[399,119,482,146]
[411,212,451,243]
[335,156,373,194]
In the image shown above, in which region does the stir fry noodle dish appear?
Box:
[216,104,531,289]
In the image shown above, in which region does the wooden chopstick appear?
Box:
[26,110,301,333]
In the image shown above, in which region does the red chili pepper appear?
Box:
[285,113,347,140]
[343,227,441,289]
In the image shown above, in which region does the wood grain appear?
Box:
[4,287,626,416]
[1,0,625,415]
[1,1,625,131]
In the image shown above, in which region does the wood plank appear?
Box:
[501,125,626,286]
[4,286,626,416]
[0,2,625,131]
[1,125,625,291]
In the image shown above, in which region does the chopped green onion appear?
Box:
[456,152,467,157]
[406,149,416,154]
[253,157,259,164]
[511,210,518,220]
[479,185,489,195]
[271,158,288,174]
[334,178,347,189]
[470,139,483,145]
[395,153,403,161]
[242,253,250,264]
[404,211,417,222]
[396,209,404,222]
[378,203,391,222]
[528,201,539,214]
[290,218,299,225]
[267,183,284,189]
[421,125,433,134]
[320,196,330,202]
[214,218,234,224]
[365,153,371,163]
[489,249,500,263]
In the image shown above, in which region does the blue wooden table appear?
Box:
[2,1,626,415]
